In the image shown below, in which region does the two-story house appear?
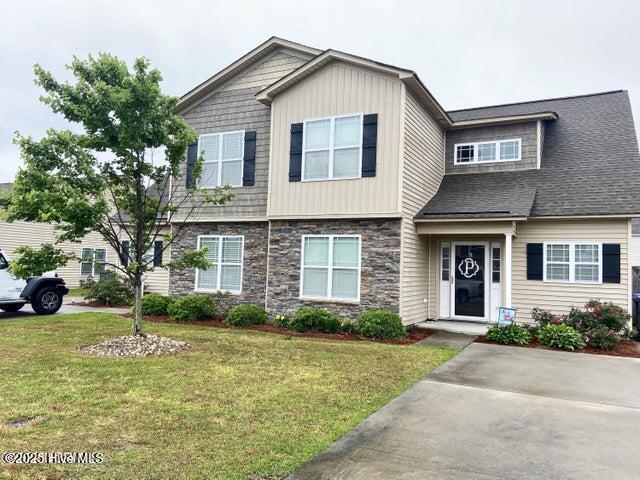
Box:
[169,37,640,324]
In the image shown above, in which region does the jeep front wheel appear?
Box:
[32,287,63,315]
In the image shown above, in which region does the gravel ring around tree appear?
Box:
[77,334,188,357]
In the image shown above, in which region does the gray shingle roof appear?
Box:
[417,91,640,219]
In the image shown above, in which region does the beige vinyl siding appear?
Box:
[512,218,630,322]
[268,61,404,218]
[179,48,311,220]
[630,235,640,267]
[399,92,445,324]
[0,221,115,288]
[143,247,170,294]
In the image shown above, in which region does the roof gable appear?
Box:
[176,37,321,113]
[256,49,451,127]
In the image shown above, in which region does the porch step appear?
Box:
[416,320,489,336]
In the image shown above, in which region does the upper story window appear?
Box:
[198,131,244,188]
[302,114,362,181]
[543,242,602,284]
[454,138,521,165]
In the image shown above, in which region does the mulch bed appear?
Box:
[120,314,433,345]
[476,335,640,358]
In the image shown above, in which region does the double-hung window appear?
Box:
[543,242,601,283]
[302,114,362,181]
[80,247,107,276]
[300,235,361,301]
[198,131,244,188]
[196,236,244,294]
[454,138,521,164]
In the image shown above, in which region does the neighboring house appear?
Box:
[0,182,169,293]
[170,37,640,324]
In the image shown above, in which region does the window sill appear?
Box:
[299,296,360,305]
[300,176,363,183]
[194,289,242,296]
[453,158,521,166]
[541,280,602,285]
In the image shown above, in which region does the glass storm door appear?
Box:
[453,244,486,319]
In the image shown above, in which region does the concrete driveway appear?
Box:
[291,343,640,480]
[0,298,129,319]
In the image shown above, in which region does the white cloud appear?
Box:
[2,0,639,181]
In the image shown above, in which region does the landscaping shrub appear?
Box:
[272,314,291,329]
[80,273,133,306]
[141,293,174,316]
[566,300,630,337]
[531,307,565,327]
[537,323,585,351]
[225,304,268,327]
[168,295,216,321]
[340,320,359,334]
[290,307,341,334]
[486,323,531,346]
[356,310,406,340]
[584,325,620,350]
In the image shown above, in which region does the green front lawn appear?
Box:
[0,314,455,479]
[66,287,89,298]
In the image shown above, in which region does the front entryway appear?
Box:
[440,241,502,322]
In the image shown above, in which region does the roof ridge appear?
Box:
[447,90,626,113]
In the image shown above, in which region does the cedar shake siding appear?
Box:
[266,219,401,319]
[178,50,311,220]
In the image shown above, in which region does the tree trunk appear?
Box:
[133,282,143,336]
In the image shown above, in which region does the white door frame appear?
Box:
[450,241,491,322]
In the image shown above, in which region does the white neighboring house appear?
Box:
[0,182,169,293]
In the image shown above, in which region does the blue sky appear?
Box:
[1,0,639,182]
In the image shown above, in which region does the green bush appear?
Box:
[225,304,268,327]
[168,295,216,321]
[356,310,406,340]
[486,323,532,346]
[141,293,174,316]
[531,307,564,327]
[290,307,341,334]
[272,314,291,329]
[537,323,585,351]
[566,300,630,336]
[80,273,133,306]
[340,320,359,334]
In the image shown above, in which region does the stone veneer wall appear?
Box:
[169,222,268,313]
[266,218,402,319]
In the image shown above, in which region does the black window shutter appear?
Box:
[602,243,620,283]
[242,131,256,186]
[289,123,303,182]
[526,243,543,280]
[153,240,163,267]
[121,241,130,267]
[361,114,378,177]
[186,142,198,188]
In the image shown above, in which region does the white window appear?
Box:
[491,246,501,283]
[454,138,521,164]
[543,242,602,284]
[195,236,244,294]
[80,247,107,276]
[198,131,244,188]
[302,114,362,181]
[300,235,361,301]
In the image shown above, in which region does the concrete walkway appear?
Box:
[290,343,640,479]
[419,331,477,349]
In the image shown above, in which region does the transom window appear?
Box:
[544,242,601,283]
[454,138,521,164]
[196,236,244,294]
[81,247,107,276]
[302,114,362,181]
[198,131,244,188]
[300,235,361,300]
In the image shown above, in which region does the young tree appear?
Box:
[0,54,233,335]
